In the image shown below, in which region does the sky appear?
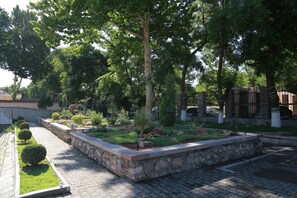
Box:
[0,0,37,88]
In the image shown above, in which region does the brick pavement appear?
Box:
[29,123,297,198]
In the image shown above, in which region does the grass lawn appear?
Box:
[14,127,60,194]
[87,122,226,147]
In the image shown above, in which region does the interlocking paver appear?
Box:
[28,123,297,198]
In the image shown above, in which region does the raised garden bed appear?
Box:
[39,118,262,181]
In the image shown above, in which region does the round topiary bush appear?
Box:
[15,119,26,127]
[16,116,24,121]
[20,122,30,130]
[21,144,47,166]
[18,129,32,143]
[51,112,60,120]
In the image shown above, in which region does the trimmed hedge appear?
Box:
[18,129,32,143]
[15,120,26,127]
[20,122,30,130]
[21,144,47,166]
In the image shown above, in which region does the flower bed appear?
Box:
[39,118,262,181]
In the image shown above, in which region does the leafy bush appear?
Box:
[71,114,84,125]
[18,129,32,143]
[85,109,96,118]
[117,117,132,125]
[51,112,60,120]
[90,113,103,126]
[134,108,151,137]
[16,116,24,121]
[159,74,176,127]
[20,122,30,130]
[21,144,47,166]
[107,116,117,125]
[38,96,53,109]
[59,109,73,119]
[15,120,25,127]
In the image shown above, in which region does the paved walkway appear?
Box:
[0,132,16,198]
[29,123,297,198]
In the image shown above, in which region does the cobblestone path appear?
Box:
[29,123,297,198]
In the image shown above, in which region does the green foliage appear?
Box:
[20,122,30,130]
[51,112,60,120]
[15,120,26,127]
[16,116,24,121]
[134,108,151,136]
[59,109,73,119]
[18,129,32,143]
[117,117,132,126]
[85,109,96,118]
[107,116,117,126]
[21,144,47,166]
[90,113,103,126]
[159,74,176,127]
[71,114,84,125]
[38,96,53,109]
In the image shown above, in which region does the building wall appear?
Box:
[0,100,59,111]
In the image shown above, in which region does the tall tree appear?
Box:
[0,6,50,99]
[226,0,297,127]
[31,0,195,116]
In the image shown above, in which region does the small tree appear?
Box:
[21,144,46,166]
[18,129,32,144]
[159,74,176,127]
[19,122,30,130]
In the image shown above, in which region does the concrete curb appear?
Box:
[260,134,297,147]
[14,129,20,198]
[16,125,70,198]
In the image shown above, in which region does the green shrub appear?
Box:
[117,117,132,125]
[20,122,30,130]
[16,116,24,121]
[21,144,47,166]
[159,74,176,127]
[90,113,103,126]
[51,112,60,120]
[107,116,117,125]
[38,96,53,109]
[15,120,26,127]
[18,129,32,143]
[59,109,73,119]
[85,109,96,118]
[71,114,84,125]
[134,108,151,137]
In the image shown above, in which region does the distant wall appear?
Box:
[0,107,54,122]
[0,100,59,111]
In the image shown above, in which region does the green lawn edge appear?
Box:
[14,126,60,195]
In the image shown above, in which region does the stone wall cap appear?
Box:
[70,132,260,161]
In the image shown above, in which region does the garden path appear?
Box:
[0,132,17,198]
[29,123,297,198]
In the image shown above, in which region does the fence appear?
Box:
[229,88,297,120]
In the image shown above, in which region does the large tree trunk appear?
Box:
[12,74,22,100]
[143,12,153,117]
[266,71,281,128]
[179,64,188,121]
[217,42,225,124]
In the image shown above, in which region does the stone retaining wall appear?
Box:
[39,118,262,181]
[71,132,262,181]
[38,118,81,143]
